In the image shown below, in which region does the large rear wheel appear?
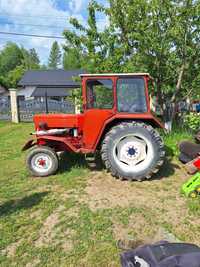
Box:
[101,122,165,181]
[26,146,59,177]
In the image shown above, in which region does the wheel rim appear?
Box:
[31,153,53,173]
[113,134,154,173]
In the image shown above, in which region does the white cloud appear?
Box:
[69,0,84,13]
[0,0,109,64]
[0,0,86,64]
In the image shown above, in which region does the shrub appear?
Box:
[184,113,200,131]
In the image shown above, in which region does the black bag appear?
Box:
[120,241,200,267]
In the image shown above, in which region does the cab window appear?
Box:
[86,79,113,109]
[117,78,147,113]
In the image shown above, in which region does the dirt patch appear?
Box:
[35,205,65,247]
[65,206,79,218]
[30,209,42,220]
[61,240,74,253]
[81,165,200,245]
[112,213,148,241]
[25,258,40,267]
[2,240,22,257]
[83,167,190,212]
[82,171,179,210]
[34,204,77,251]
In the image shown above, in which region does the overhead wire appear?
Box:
[0,12,107,41]
[0,31,65,39]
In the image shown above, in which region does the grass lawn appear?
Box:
[0,121,199,267]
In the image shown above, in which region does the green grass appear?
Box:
[0,122,199,267]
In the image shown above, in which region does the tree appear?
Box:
[22,48,40,70]
[63,0,117,72]
[6,65,26,88]
[0,42,23,76]
[48,41,62,69]
[63,48,82,70]
[29,48,40,65]
[63,0,200,120]
[0,42,41,88]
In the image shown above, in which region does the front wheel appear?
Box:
[26,146,59,177]
[101,122,165,181]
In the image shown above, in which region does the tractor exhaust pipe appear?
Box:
[32,128,68,136]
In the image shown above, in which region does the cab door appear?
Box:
[82,78,115,149]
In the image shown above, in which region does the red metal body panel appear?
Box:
[82,109,114,148]
[26,73,164,154]
[34,114,84,131]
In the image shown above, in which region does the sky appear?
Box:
[0,0,108,65]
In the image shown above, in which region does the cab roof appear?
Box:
[80,73,151,78]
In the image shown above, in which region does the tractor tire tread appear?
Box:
[101,121,165,181]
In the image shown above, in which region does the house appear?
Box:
[18,69,84,101]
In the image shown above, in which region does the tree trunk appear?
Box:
[171,63,185,103]
[170,63,186,122]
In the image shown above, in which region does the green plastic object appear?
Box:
[181,173,200,198]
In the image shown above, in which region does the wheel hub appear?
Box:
[31,153,52,173]
[126,146,138,157]
[38,158,46,167]
[116,136,147,167]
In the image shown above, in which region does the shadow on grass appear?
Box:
[58,145,181,180]
[58,151,104,174]
[0,191,49,217]
[58,152,87,173]
[152,145,180,180]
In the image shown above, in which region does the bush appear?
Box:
[184,113,200,131]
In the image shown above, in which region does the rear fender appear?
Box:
[94,114,164,149]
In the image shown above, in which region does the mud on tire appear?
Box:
[101,122,165,181]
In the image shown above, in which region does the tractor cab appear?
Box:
[81,73,151,114]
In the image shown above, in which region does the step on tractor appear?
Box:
[23,73,165,181]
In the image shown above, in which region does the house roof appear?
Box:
[18,69,85,87]
[31,86,72,97]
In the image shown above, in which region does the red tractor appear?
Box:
[23,73,165,181]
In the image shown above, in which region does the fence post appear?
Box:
[9,88,19,123]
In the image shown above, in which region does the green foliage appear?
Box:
[6,65,26,88]
[0,42,40,88]
[0,42,23,76]
[63,48,83,70]
[48,41,62,69]
[184,113,200,131]
[22,48,40,70]
[63,0,200,110]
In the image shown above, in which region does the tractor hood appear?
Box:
[33,113,84,130]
